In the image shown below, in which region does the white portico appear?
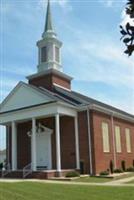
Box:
[0,82,80,174]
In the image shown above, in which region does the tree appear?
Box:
[120,0,134,56]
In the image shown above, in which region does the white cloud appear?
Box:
[62,25,134,114]
[1,65,35,77]
[65,31,134,89]
[99,0,125,8]
[99,0,114,7]
[38,0,72,10]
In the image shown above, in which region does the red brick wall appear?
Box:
[29,73,71,90]
[60,116,76,169]
[17,121,31,169]
[91,111,134,174]
[113,118,134,169]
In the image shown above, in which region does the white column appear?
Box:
[31,118,37,171]
[74,116,80,169]
[55,114,61,172]
[11,121,17,171]
[6,125,10,165]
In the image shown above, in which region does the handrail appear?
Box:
[23,163,32,178]
[2,163,11,178]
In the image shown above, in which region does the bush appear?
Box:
[65,171,80,178]
[121,160,126,171]
[99,171,109,176]
[110,160,114,174]
[113,168,123,173]
[0,163,3,170]
[126,167,134,172]
[133,160,134,168]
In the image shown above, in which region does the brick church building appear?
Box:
[0,1,134,178]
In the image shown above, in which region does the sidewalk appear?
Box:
[0,178,134,187]
[104,176,134,185]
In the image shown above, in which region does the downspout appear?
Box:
[87,106,93,175]
[111,113,117,169]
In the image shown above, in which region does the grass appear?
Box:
[0,182,134,200]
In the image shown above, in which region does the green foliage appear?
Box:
[110,160,114,174]
[121,160,126,171]
[113,168,123,173]
[99,171,109,176]
[0,163,3,170]
[65,171,80,178]
[133,160,134,167]
[126,167,134,172]
[120,0,134,56]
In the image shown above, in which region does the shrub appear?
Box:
[110,160,114,174]
[113,168,123,173]
[121,160,126,171]
[99,171,109,176]
[126,167,134,172]
[133,160,134,168]
[65,171,80,178]
[0,163,3,170]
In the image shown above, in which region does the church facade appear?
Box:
[0,1,134,178]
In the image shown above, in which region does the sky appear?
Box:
[0,0,134,150]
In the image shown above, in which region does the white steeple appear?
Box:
[37,0,63,73]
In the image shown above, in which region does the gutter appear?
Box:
[78,104,134,123]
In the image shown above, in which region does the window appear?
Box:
[55,46,60,62]
[125,128,131,153]
[102,122,110,152]
[41,46,47,62]
[115,126,121,153]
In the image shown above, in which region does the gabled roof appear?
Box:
[53,86,134,120]
[0,82,57,113]
[0,81,133,122]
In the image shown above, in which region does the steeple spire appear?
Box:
[37,0,62,72]
[42,0,56,38]
[45,0,53,32]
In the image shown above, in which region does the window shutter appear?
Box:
[125,128,131,153]
[115,126,121,153]
[102,122,110,152]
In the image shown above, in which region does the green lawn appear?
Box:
[0,182,134,200]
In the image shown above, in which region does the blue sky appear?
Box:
[0,0,134,150]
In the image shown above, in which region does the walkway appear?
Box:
[105,176,134,185]
[0,177,134,187]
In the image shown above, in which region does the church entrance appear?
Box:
[36,131,52,170]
